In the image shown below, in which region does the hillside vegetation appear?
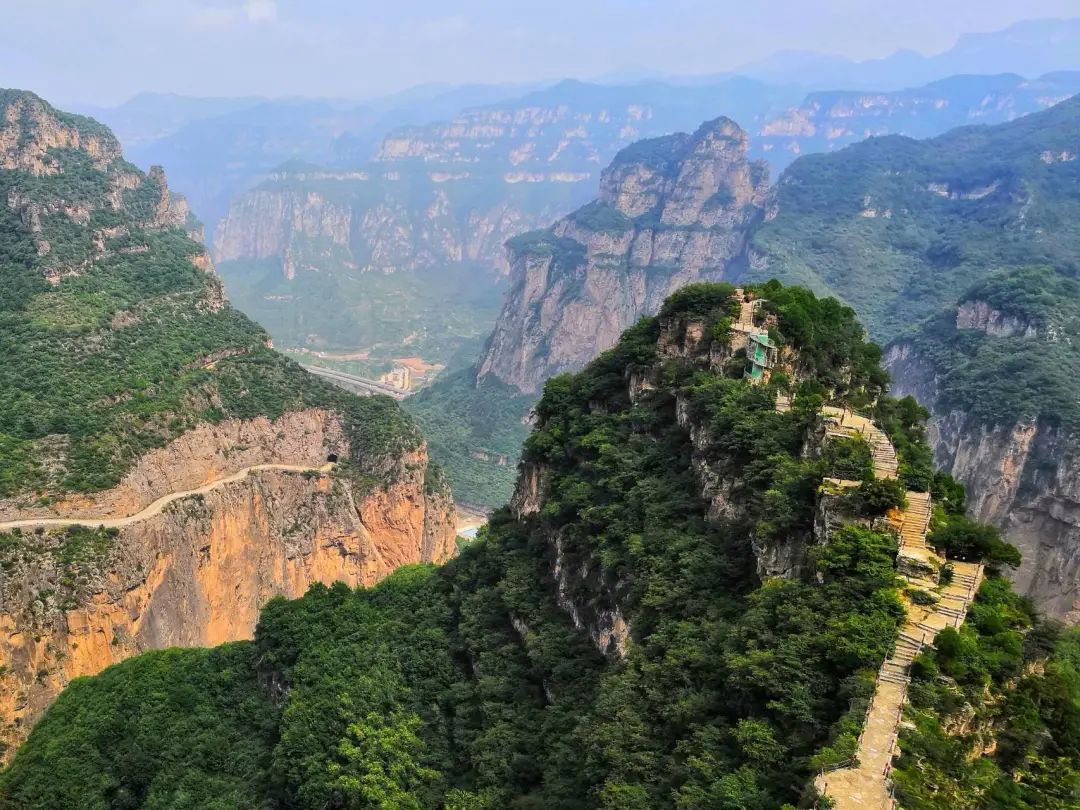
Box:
[747,94,1080,343]
[0,90,423,498]
[898,266,1080,432]
[2,282,1058,808]
[403,368,533,507]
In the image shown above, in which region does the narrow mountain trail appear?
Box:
[734,294,757,331]
[0,463,336,532]
[821,406,899,480]
[807,403,984,809]
[764,311,984,807]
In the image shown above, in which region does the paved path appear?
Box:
[734,292,757,332]
[0,463,335,531]
[820,559,982,809]
[807,400,984,809]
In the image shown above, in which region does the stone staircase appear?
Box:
[821,406,900,481]
[807,400,985,810]
[733,288,757,332]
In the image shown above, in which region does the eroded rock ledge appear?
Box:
[0,412,455,756]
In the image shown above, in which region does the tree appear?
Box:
[844,478,907,517]
[327,711,440,810]
[928,516,1021,568]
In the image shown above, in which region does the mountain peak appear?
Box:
[0,89,120,176]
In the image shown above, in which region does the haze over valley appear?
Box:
[0,4,1079,807]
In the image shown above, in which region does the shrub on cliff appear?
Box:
[928,515,1021,569]
[842,478,908,517]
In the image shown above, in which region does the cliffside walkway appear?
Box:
[0,463,336,532]
[789,401,986,809]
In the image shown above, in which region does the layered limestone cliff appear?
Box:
[887,297,1080,623]
[754,71,1080,169]
[211,90,661,277]
[372,93,652,170]
[212,82,775,283]
[0,409,345,522]
[1,93,121,174]
[214,181,555,278]
[214,188,353,277]
[0,412,455,755]
[477,118,768,393]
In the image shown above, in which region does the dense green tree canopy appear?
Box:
[0,281,1050,808]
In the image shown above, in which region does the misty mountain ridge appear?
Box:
[735,16,1080,89]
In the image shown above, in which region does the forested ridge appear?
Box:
[1,282,1068,808]
[896,265,1080,433]
[747,94,1080,344]
[403,368,533,508]
[0,90,423,498]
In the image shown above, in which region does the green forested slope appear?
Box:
[0,90,422,498]
[403,368,534,507]
[2,282,1050,809]
[897,266,1080,432]
[747,94,1080,343]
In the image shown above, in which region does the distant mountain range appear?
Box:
[735,17,1080,89]
[77,83,549,231]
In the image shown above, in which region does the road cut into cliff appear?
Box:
[0,463,335,531]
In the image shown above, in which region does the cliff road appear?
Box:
[0,463,336,531]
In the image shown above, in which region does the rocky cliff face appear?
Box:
[210,79,786,287]
[476,118,768,393]
[0,411,455,755]
[1,94,121,174]
[754,71,1080,170]
[215,176,555,278]
[0,91,457,756]
[886,291,1080,623]
[211,88,670,278]
[215,187,354,278]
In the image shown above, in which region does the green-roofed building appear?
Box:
[745,331,778,384]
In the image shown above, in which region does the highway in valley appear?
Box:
[302,365,411,400]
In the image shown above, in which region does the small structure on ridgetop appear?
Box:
[729,289,777,385]
[744,331,778,383]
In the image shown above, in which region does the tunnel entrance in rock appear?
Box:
[327,453,339,463]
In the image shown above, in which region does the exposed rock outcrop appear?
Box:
[1,93,216,287]
[215,178,565,280]
[887,341,1080,622]
[477,118,768,393]
[954,299,1037,338]
[0,409,347,523]
[0,415,455,755]
[0,93,121,176]
[215,189,353,278]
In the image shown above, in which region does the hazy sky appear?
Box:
[3,0,1078,105]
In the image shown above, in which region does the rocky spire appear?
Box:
[476,117,769,393]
